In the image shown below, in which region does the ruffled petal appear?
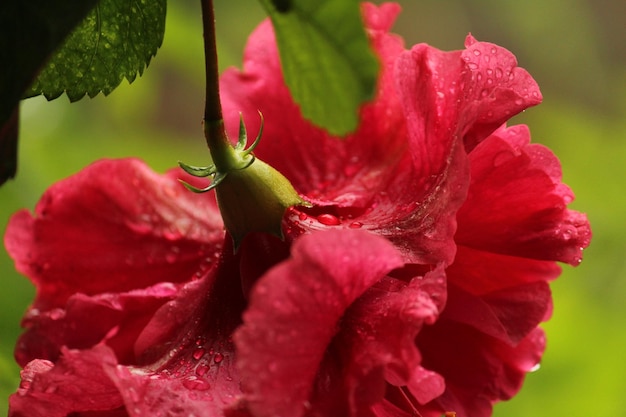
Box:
[234,230,404,417]
[446,245,562,296]
[460,35,542,150]
[15,281,182,367]
[456,125,591,265]
[4,158,224,309]
[416,322,545,417]
[9,345,125,417]
[310,268,446,417]
[10,238,247,417]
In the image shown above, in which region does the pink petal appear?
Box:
[442,281,551,345]
[4,158,224,310]
[310,269,446,416]
[456,125,591,265]
[9,345,125,417]
[234,230,404,417]
[15,282,182,367]
[416,321,546,417]
[461,35,542,150]
[10,243,248,417]
[447,245,562,296]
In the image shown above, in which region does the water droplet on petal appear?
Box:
[530,363,541,372]
[473,49,481,56]
[193,348,206,360]
[298,212,308,221]
[213,353,224,364]
[182,377,211,391]
[195,364,210,377]
[317,214,341,226]
[163,229,181,241]
[349,221,363,229]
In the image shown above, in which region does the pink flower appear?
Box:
[221,6,589,415]
[4,3,590,417]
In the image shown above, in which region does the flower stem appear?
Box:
[200,0,234,171]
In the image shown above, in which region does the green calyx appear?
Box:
[179,114,262,192]
[179,113,310,249]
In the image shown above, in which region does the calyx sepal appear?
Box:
[179,113,310,248]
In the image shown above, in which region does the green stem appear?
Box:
[200,0,234,171]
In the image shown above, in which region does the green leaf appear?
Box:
[0,0,100,185]
[26,0,167,102]
[258,0,379,136]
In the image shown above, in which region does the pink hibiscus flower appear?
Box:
[4,3,590,417]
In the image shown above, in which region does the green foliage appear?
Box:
[0,0,99,184]
[0,0,99,125]
[258,0,379,136]
[26,0,166,102]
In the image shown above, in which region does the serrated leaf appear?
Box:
[0,0,100,185]
[26,0,166,102]
[258,0,379,136]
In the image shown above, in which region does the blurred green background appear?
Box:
[1,0,624,415]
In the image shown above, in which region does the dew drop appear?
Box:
[514,98,524,106]
[182,377,211,391]
[163,229,181,241]
[472,49,481,56]
[213,353,224,364]
[49,309,64,320]
[195,364,210,377]
[529,363,541,372]
[467,62,479,70]
[495,68,503,79]
[317,213,341,226]
[349,221,363,229]
[192,348,206,360]
[298,212,308,221]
